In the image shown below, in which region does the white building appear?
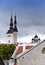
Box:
[15,40,45,65]
[8,42,36,65]
[8,40,45,65]
[8,34,41,65]
[6,14,18,45]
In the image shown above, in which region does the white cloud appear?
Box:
[17,33,45,43]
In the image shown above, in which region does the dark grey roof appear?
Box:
[13,27,18,32]
[6,28,18,34]
[6,29,13,34]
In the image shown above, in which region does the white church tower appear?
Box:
[6,14,18,45]
[13,15,18,45]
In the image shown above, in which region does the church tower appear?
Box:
[6,14,13,43]
[13,15,18,45]
[6,14,18,44]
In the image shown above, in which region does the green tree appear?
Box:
[0,44,16,60]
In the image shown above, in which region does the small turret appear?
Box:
[32,34,40,43]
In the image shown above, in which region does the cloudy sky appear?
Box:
[0,0,45,43]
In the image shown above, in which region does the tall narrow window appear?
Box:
[8,40,10,43]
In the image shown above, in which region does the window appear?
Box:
[8,40,10,43]
[42,47,45,54]
[8,35,11,37]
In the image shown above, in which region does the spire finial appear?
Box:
[14,14,17,25]
[11,12,12,18]
[15,14,16,20]
[10,12,13,21]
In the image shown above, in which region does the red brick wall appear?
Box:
[26,46,33,49]
[16,46,23,56]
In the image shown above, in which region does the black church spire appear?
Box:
[13,15,18,32]
[7,13,13,34]
[6,14,18,34]
[10,13,13,30]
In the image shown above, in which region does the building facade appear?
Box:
[8,34,41,65]
[6,14,18,45]
[16,40,45,65]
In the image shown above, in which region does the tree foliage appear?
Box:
[0,44,16,60]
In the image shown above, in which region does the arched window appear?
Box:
[42,47,45,54]
[0,57,5,65]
